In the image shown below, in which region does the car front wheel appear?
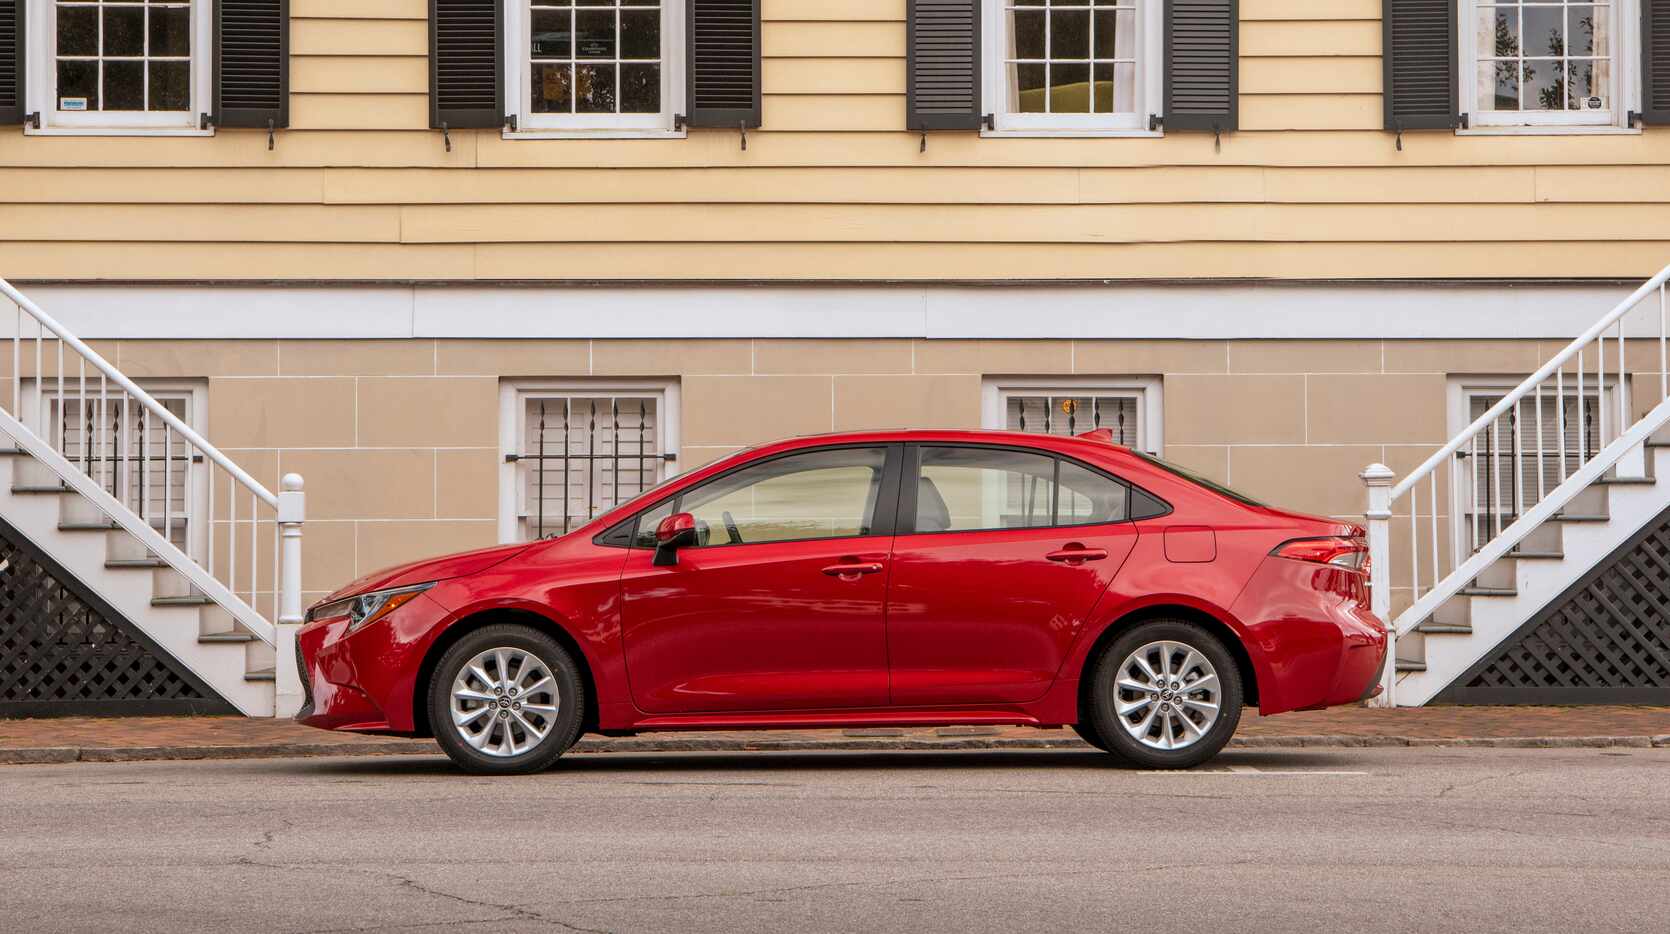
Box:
[1087,620,1243,769]
[429,624,585,775]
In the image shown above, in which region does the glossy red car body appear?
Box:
[296,429,1386,739]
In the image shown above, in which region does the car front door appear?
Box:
[619,444,902,714]
[884,445,1140,706]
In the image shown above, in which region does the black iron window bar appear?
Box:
[505,398,674,539]
[1463,396,1601,554]
[1014,395,1138,446]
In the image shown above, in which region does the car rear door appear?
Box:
[619,444,903,714]
[883,444,1139,706]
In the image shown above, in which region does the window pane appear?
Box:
[531,9,574,58]
[1478,5,1518,59]
[620,9,658,58]
[1092,62,1112,112]
[1524,58,1561,110]
[681,448,888,546]
[1480,59,1520,110]
[57,59,99,110]
[531,62,573,112]
[1010,62,1047,112]
[1582,6,1609,57]
[575,9,615,58]
[918,447,1056,533]
[1048,62,1090,113]
[149,5,192,57]
[1010,10,1045,59]
[148,60,190,110]
[103,5,146,56]
[104,59,144,109]
[620,62,660,112]
[1568,58,1607,110]
[1522,5,1564,58]
[57,6,100,56]
[1057,461,1128,525]
[1050,9,1090,59]
[1092,9,1117,58]
[575,62,617,112]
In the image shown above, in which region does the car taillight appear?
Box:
[1272,536,1369,570]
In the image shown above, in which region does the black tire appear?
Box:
[1087,620,1243,769]
[1070,721,1113,753]
[429,624,586,775]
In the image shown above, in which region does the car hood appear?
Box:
[319,541,536,604]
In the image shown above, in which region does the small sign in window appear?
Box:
[59,98,89,112]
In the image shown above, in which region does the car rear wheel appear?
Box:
[1087,620,1243,769]
[429,624,585,775]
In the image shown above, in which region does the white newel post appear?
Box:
[274,473,307,718]
[1360,463,1396,708]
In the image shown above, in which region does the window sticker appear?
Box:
[59,97,89,111]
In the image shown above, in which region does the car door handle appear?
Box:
[1046,547,1109,564]
[822,562,885,579]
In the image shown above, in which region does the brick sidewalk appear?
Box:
[1,705,1667,764]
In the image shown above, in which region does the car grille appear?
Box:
[295,638,313,708]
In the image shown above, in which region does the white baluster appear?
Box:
[275,474,308,718]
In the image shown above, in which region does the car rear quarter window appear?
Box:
[1057,459,1130,525]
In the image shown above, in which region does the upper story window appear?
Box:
[505,0,684,137]
[31,0,210,132]
[1463,0,1633,128]
[982,0,1162,136]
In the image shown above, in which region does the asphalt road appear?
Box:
[2,746,1668,934]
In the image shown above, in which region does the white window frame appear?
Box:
[982,376,1164,455]
[1459,0,1640,133]
[503,0,686,139]
[981,0,1163,138]
[497,379,681,543]
[25,0,214,136]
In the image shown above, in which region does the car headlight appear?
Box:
[308,582,436,633]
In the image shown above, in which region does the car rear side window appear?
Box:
[1057,459,1129,525]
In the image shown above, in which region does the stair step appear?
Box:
[151,594,211,608]
[1416,622,1473,634]
[10,483,68,495]
[105,557,168,569]
[57,519,117,532]
[245,667,276,683]
[1554,513,1610,522]
[1396,659,1427,672]
[1507,549,1564,560]
[1460,586,1518,597]
[1597,475,1656,486]
[199,632,255,644]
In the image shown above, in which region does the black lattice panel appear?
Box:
[0,517,232,716]
[1442,504,1670,705]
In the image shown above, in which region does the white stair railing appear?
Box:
[1361,263,1670,706]
[0,278,306,715]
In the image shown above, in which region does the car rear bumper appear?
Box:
[1230,556,1387,715]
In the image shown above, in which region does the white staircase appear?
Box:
[1363,265,1670,706]
[0,278,306,717]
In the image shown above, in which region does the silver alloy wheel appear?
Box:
[449,647,561,758]
[1112,640,1222,751]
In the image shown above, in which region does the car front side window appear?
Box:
[643,447,889,548]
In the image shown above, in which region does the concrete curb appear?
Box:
[1,733,1666,765]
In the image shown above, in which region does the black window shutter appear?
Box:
[1643,0,1670,124]
[216,0,290,129]
[431,0,504,129]
[1164,0,1238,132]
[1383,0,1460,130]
[1,0,22,126]
[906,0,982,130]
[686,0,760,128]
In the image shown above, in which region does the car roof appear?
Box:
[764,428,1131,456]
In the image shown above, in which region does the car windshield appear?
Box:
[1131,450,1267,508]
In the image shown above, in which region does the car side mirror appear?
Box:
[653,512,698,566]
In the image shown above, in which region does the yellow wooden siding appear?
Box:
[2,1,1669,281]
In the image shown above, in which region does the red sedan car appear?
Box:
[297,429,1386,774]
